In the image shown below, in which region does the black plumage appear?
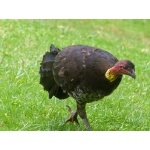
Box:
[39,44,69,99]
[39,44,135,130]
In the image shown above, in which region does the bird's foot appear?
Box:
[65,105,79,125]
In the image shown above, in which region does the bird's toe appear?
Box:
[65,105,79,125]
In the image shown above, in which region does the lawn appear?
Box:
[0,19,149,131]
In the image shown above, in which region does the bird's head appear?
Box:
[105,60,136,82]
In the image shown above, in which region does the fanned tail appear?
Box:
[39,44,69,99]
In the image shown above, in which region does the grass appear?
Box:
[0,19,149,131]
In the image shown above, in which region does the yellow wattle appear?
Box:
[105,68,118,82]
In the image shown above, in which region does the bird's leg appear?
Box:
[65,105,79,125]
[77,103,91,131]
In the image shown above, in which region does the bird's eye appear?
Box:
[123,66,128,70]
[119,65,128,70]
[119,65,124,69]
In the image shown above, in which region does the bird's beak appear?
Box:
[129,69,136,79]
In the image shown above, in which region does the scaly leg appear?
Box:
[77,103,91,131]
[65,105,79,125]
[65,103,91,131]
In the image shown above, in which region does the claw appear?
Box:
[65,105,79,125]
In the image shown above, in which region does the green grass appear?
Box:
[0,19,149,131]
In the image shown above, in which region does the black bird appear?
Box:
[39,44,136,130]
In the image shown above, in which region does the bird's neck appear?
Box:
[105,67,119,82]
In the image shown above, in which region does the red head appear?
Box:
[105,60,136,82]
[113,60,136,78]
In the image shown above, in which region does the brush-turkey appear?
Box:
[39,44,136,130]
